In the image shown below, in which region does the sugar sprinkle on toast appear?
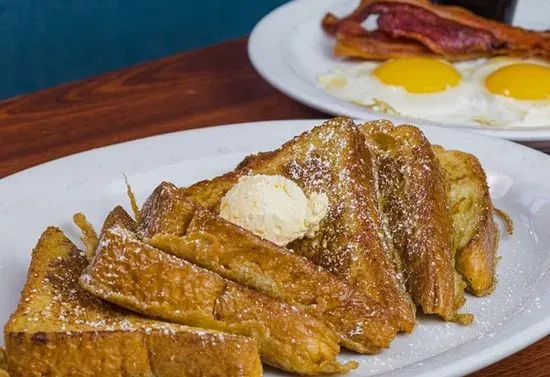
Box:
[4,226,262,377]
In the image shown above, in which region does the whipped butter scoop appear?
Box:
[219,174,329,246]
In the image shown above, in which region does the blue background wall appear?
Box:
[0,0,288,100]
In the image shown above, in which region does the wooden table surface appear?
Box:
[0,37,548,376]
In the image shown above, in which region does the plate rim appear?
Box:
[247,0,550,142]
[1,119,549,377]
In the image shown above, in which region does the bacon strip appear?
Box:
[323,0,550,61]
[324,14,436,60]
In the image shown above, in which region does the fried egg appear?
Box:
[469,58,550,126]
[318,57,550,128]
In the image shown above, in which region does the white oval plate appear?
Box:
[248,0,550,141]
[1,120,549,377]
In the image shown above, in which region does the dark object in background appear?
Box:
[432,0,517,23]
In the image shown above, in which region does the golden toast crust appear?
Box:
[4,227,262,377]
[101,205,138,234]
[179,117,416,333]
[6,329,260,377]
[141,182,399,353]
[433,146,500,296]
[361,121,464,320]
[82,225,355,375]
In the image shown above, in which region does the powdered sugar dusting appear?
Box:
[15,229,242,346]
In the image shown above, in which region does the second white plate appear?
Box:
[248,0,550,141]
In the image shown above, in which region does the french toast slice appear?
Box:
[81,208,355,375]
[433,146,500,296]
[174,117,416,333]
[3,226,262,377]
[360,120,470,323]
[140,182,399,354]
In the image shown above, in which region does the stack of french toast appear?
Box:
[3,117,508,377]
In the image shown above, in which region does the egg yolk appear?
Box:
[372,58,461,94]
[485,63,550,100]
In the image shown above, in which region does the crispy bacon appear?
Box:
[323,0,550,61]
